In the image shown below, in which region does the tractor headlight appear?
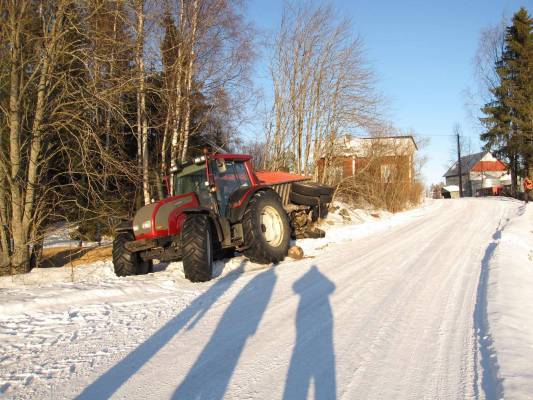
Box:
[133,225,139,232]
[194,156,206,164]
[141,221,152,230]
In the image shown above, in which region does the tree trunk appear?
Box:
[8,3,30,274]
[170,0,184,172]
[135,0,150,205]
[510,154,518,197]
[0,184,10,270]
[180,0,198,163]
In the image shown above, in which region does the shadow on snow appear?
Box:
[283,265,336,400]
[473,224,505,400]
[171,266,277,399]
[76,263,247,400]
[77,263,337,400]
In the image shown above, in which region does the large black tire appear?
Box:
[112,231,149,276]
[182,214,214,282]
[243,190,291,264]
[290,191,320,206]
[291,181,334,197]
[310,204,330,222]
[320,193,333,204]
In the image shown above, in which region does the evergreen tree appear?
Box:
[481,7,533,195]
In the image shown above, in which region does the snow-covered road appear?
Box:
[1,198,530,399]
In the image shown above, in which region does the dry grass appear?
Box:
[40,245,112,269]
[335,154,424,213]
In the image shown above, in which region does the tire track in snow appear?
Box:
[388,201,495,400]
[343,200,477,399]
[218,200,480,400]
[472,203,512,400]
[232,200,462,399]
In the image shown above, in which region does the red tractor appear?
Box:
[112,153,333,282]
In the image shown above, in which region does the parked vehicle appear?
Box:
[113,153,334,282]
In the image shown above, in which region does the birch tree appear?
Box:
[0,0,136,273]
[134,0,150,204]
[160,0,253,186]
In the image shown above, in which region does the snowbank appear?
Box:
[487,202,533,398]
[42,222,111,249]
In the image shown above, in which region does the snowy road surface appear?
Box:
[1,198,530,399]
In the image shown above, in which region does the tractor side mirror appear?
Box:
[216,159,227,174]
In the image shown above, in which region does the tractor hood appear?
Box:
[132,203,157,237]
[133,193,199,240]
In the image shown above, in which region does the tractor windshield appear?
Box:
[173,164,211,206]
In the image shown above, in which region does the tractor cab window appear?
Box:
[212,160,251,215]
[173,164,212,207]
[234,162,251,188]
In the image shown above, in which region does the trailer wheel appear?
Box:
[113,231,148,276]
[320,193,333,204]
[182,214,214,282]
[243,190,290,264]
[289,191,320,206]
[291,181,334,197]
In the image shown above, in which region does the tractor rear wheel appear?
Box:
[182,214,214,282]
[243,190,290,264]
[113,231,150,276]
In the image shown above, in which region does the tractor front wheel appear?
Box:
[182,214,214,282]
[243,190,291,264]
[112,231,150,276]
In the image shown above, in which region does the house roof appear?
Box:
[443,151,487,178]
[471,160,507,172]
[360,135,418,151]
[337,135,418,157]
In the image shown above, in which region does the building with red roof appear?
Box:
[443,151,509,196]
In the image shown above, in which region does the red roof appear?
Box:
[256,171,310,185]
[471,160,507,172]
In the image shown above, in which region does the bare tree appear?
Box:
[133,0,150,205]
[159,0,254,190]
[265,2,382,179]
[0,0,255,274]
[464,17,507,132]
[0,0,137,273]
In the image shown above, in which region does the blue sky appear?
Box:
[244,0,531,185]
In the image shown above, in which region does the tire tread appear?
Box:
[243,190,290,264]
[182,214,213,282]
[112,232,138,276]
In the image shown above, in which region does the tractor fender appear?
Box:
[115,220,133,233]
[227,185,279,224]
[182,208,224,244]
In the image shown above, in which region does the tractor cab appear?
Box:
[171,154,256,217]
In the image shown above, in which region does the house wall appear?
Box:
[445,175,470,195]
[318,136,417,184]
[319,155,414,184]
[446,160,508,197]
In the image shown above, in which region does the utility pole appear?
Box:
[456,132,463,198]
